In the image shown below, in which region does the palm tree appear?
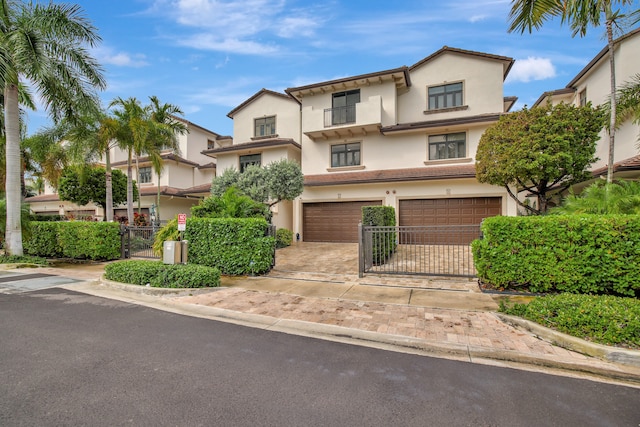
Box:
[508,0,638,184]
[108,97,149,224]
[147,96,188,223]
[0,1,105,255]
[552,179,640,214]
[614,74,640,140]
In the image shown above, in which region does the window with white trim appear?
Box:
[428,82,463,110]
[428,133,466,160]
[579,89,587,107]
[331,142,361,167]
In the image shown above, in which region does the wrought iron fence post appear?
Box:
[358,222,364,278]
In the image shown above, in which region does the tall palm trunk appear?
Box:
[4,84,23,256]
[135,154,141,215]
[126,148,134,225]
[156,171,161,224]
[105,150,113,222]
[606,19,617,184]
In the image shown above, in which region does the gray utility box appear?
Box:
[163,241,182,264]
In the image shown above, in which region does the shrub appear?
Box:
[472,215,640,296]
[105,260,220,288]
[501,293,640,349]
[153,219,179,256]
[362,205,396,265]
[24,221,121,260]
[0,254,48,265]
[276,228,293,248]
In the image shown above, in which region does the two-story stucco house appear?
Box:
[534,28,640,182]
[210,47,519,242]
[26,118,229,223]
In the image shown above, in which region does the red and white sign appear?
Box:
[177,213,187,231]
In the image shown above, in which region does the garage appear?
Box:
[303,200,382,243]
[399,197,501,244]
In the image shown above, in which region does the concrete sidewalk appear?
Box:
[7,261,640,386]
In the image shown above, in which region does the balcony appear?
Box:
[303,95,383,141]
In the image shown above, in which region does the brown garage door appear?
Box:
[303,200,382,243]
[399,197,502,227]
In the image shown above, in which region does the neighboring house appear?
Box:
[210,47,519,242]
[26,118,229,223]
[534,28,640,183]
[202,89,302,230]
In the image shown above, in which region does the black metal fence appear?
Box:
[359,224,480,277]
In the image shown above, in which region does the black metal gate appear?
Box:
[121,225,160,259]
[358,224,480,277]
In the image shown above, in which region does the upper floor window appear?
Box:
[330,89,360,125]
[428,82,463,110]
[579,89,587,107]
[331,142,361,168]
[255,116,276,137]
[428,133,466,160]
[239,153,262,172]
[139,166,152,184]
[207,139,216,149]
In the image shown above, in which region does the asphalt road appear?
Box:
[1,288,638,426]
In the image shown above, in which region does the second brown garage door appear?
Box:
[303,200,382,243]
[399,197,501,226]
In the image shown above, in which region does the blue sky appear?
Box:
[25,0,638,137]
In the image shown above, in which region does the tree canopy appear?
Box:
[58,167,135,210]
[476,103,605,214]
[211,159,303,207]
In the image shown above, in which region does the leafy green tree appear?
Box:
[508,0,639,184]
[1,1,105,255]
[58,167,135,211]
[0,198,31,246]
[613,73,640,141]
[476,103,605,214]
[552,180,640,214]
[210,159,303,207]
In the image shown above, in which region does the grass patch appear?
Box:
[105,260,221,288]
[500,293,640,349]
[0,254,48,265]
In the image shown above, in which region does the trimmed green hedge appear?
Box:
[184,217,275,275]
[276,228,293,249]
[25,221,121,261]
[472,215,640,296]
[362,205,396,265]
[105,260,221,288]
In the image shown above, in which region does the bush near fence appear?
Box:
[161,217,275,275]
[105,260,221,288]
[25,221,121,261]
[471,215,640,296]
[362,205,396,265]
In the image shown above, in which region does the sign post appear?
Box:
[177,213,186,240]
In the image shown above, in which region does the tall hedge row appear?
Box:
[362,205,396,265]
[184,217,275,275]
[472,215,640,296]
[25,222,121,260]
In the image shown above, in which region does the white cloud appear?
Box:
[176,34,278,55]
[94,46,149,68]
[469,14,488,23]
[507,57,556,83]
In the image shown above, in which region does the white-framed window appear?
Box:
[255,116,276,137]
[428,82,463,110]
[579,89,587,107]
[331,142,361,167]
[239,153,262,172]
[139,166,152,184]
[428,133,466,160]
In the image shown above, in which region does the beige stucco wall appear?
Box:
[399,53,505,123]
[232,93,300,143]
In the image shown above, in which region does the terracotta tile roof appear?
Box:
[202,138,301,156]
[304,164,477,187]
[198,162,216,169]
[409,46,514,79]
[532,87,576,107]
[111,153,200,168]
[24,194,60,202]
[591,155,640,177]
[179,183,212,195]
[227,88,296,118]
[138,186,183,197]
[380,113,502,134]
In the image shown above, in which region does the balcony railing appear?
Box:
[324,105,356,127]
